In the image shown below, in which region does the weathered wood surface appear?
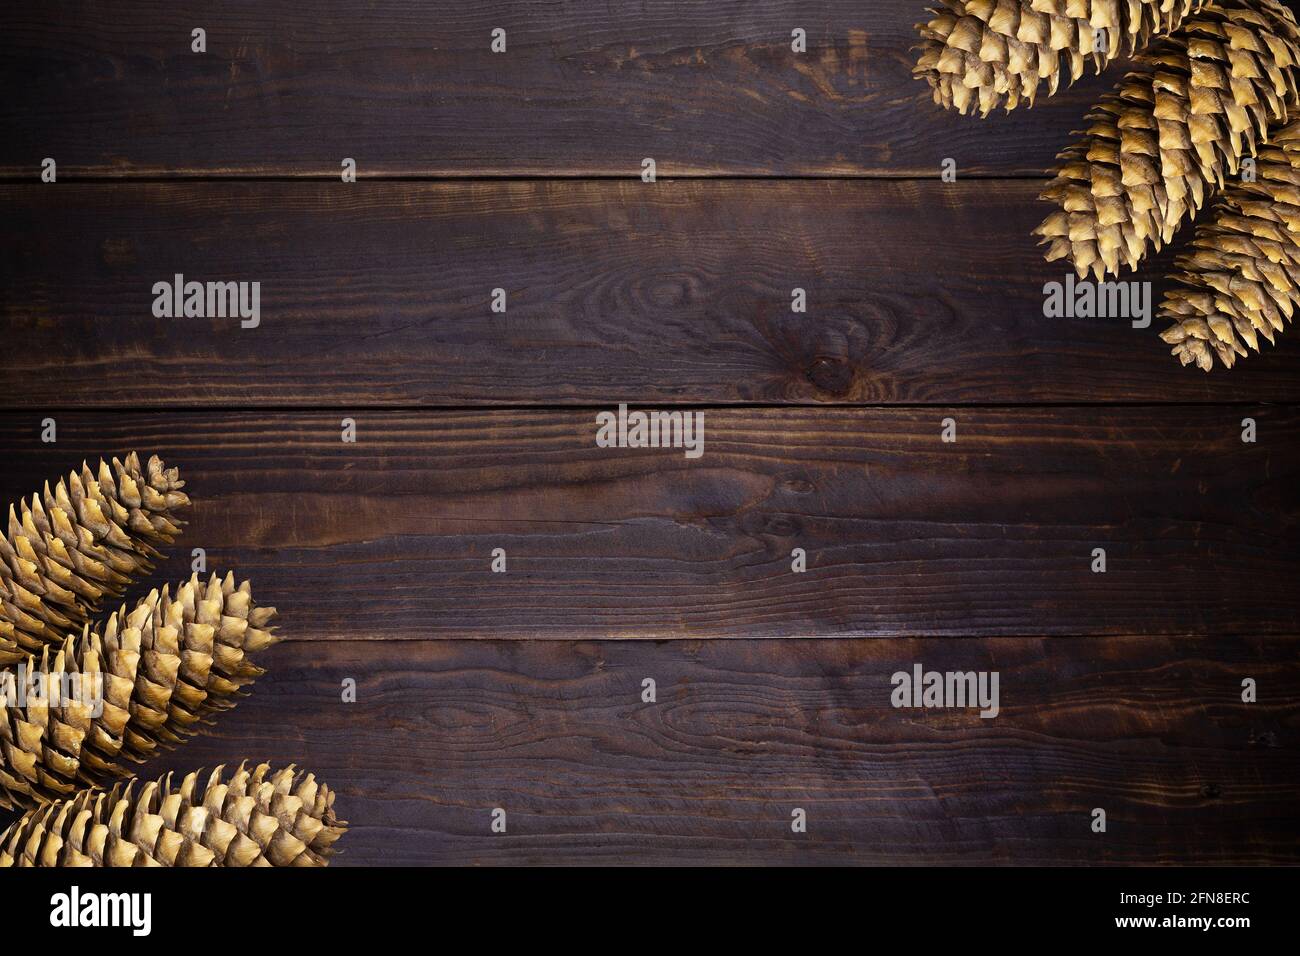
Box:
[4,182,1299,408]
[1,409,1295,640]
[8,636,1277,866]
[4,1,1299,870]
[0,1,1128,179]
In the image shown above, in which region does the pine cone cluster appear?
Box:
[0,454,346,866]
[916,0,1206,117]
[0,763,344,867]
[1035,0,1300,280]
[915,0,1300,371]
[1159,121,1300,368]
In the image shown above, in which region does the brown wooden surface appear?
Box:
[1,409,1296,641]
[3,2,1298,868]
[31,636,1289,865]
[5,182,1300,408]
[0,0,1126,179]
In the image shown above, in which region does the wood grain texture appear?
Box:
[1,409,1295,640]
[0,0,1130,179]
[19,635,1282,866]
[5,1,1299,873]
[5,181,1300,408]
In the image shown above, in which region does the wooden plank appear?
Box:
[26,635,1286,866]
[4,181,1299,408]
[0,1,1127,179]
[1,409,1295,640]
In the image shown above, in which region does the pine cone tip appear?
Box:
[1,453,191,661]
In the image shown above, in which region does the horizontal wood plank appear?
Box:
[1,1,1128,178]
[1,409,1296,640]
[22,635,1286,865]
[4,181,1299,407]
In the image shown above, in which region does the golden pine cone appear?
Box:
[0,453,190,665]
[1034,0,1300,279]
[1158,121,1300,369]
[0,573,277,810]
[915,0,1206,117]
[0,763,345,866]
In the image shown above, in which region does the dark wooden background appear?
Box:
[1,1,1297,865]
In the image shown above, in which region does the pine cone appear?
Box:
[0,763,345,866]
[1158,121,1300,369]
[1034,0,1300,279]
[0,453,190,665]
[915,0,1206,117]
[0,573,277,810]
